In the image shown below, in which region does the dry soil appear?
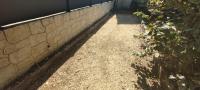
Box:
[32,13,155,90]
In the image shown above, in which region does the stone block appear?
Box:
[54,15,64,27]
[47,37,58,47]
[64,13,70,22]
[31,42,48,60]
[57,30,68,48]
[79,9,83,16]
[63,14,70,27]
[57,27,65,34]
[81,20,87,30]
[15,37,31,50]
[29,20,45,34]
[0,31,5,41]
[9,46,32,64]
[69,10,79,20]
[41,17,54,26]
[0,40,6,50]
[16,57,34,76]
[56,33,64,42]
[45,23,56,33]
[47,30,59,44]
[3,38,30,55]
[4,24,31,44]
[0,55,9,69]
[0,50,3,55]
[0,64,17,89]
[35,50,49,63]
[3,43,15,55]
[47,31,59,52]
[82,8,88,15]
[30,33,47,47]
[61,29,73,43]
[63,22,70,30]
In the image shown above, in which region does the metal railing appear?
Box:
[0,0,113,27]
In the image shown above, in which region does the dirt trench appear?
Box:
[29,13,156,90]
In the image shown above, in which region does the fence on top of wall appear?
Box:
[0,0,113,27]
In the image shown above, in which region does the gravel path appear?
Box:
[36,13,153,90]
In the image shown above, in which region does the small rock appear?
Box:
[169,75,176,80]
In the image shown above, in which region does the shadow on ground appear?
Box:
[131,58,161,90]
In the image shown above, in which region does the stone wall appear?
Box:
[0,2,113,88]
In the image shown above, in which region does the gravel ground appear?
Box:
[32,13,155,90]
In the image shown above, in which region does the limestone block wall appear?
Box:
[0,1,113,88]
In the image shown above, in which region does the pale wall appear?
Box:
[0,2,113,88]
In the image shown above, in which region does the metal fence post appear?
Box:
[90,0,92,6]
[66,0,70,12]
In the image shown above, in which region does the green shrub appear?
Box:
[134,0,200,88]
